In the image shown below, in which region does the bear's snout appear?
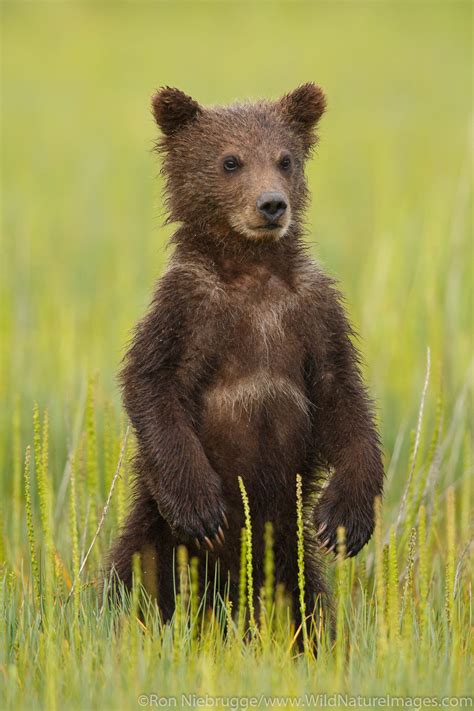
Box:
[256,192,288,224]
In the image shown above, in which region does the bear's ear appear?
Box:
[151,87,202,136]
[278,83,326,148]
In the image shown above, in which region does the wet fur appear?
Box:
[105,84,384,624]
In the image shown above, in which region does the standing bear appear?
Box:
[106,83,384,624]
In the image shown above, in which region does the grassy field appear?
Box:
[1,2,472,709]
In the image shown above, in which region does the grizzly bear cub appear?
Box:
[106,83,384,624]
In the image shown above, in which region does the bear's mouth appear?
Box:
[230,215,290,240]
[252,223,286,232]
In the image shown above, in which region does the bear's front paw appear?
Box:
[314,484,375,557]
[168,489,228,552]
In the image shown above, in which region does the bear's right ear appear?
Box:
[151,87,202,136]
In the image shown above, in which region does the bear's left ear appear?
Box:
[278,83,326,149]
[151,87,202,136]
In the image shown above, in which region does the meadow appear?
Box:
[1,2,472,709]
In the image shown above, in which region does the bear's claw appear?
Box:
[315,484,375,558]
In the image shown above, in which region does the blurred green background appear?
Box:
[1,1,472,494]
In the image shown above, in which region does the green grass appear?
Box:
[1,1,472,709]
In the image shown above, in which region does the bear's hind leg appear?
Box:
[296,555,334,651]
[104,489,166,604]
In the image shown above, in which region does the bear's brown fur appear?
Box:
[106,84,384,624]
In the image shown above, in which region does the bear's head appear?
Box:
[152,84,326,243]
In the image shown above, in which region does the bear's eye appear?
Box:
[223,156,240,172]
[279,155,292,172]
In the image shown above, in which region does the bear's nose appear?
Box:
[256,192,288,223]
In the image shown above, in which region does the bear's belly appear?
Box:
[203,369,309,420]
[199,368,312,486]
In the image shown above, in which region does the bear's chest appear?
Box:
[220,261,301,361]
[202,262,308,424]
